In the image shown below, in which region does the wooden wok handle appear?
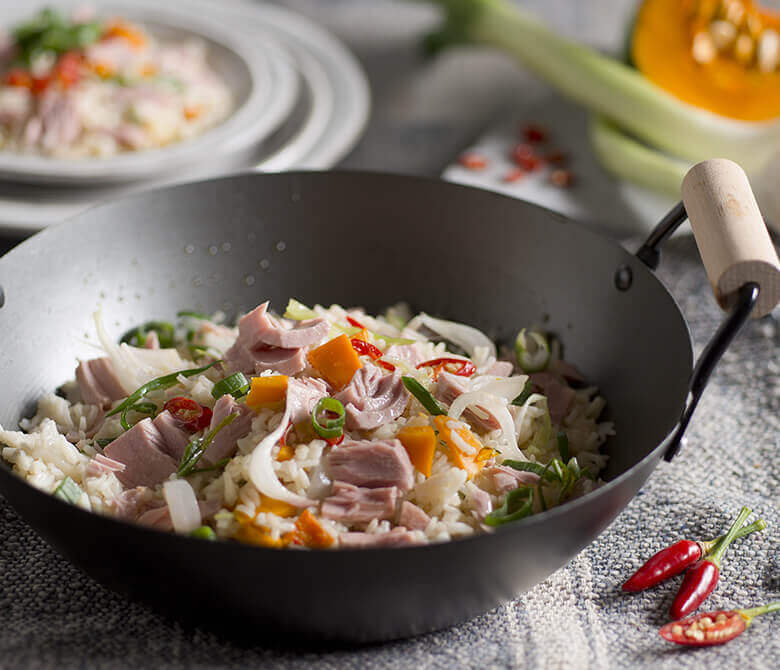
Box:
[682,158,780,319]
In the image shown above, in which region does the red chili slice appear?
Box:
[660,611,746,646]
[417,357,476,379]
[325,434,345,446]
[3,69,33,88]
[163,397,212,432]
[346,315,366,330]
[458,152,488,170]
[350,338,396,371]
[511,143,543,171]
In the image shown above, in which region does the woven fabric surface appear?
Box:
[0,235,777,669]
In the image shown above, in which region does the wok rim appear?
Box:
[0,169,695,555]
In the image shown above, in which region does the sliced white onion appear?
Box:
[470,375,529,401]
[513,393,548,442]
[248,400,314,508]
[94,310,187,393]
[407,313,496,359]
[163,479,201,534]
[448,391,523,459]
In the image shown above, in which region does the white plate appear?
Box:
[0,1,299,184]
[0,1,370,233]
[0,2,370,231]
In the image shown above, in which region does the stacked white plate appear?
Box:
[0,0,370,233]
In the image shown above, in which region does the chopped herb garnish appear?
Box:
[95,437,115,448]
[312,397,346,440]
[484,487,534,526]
[401,376,446,416]
[120,320,176,348]
[211,372,250,400]
[106,361,220,422]
[557,431,570,462]
[53,476,82,504]
[12,9,102,66]
[177,413,237,477]
[119,400,159,431]
[511,379,534,406]
[187,458,230,475]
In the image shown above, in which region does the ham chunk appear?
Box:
[286,377,329,424]
[383,343,425,368]
[320,482,398,525]
[484,465,540,494]
[339,528,424,548]
[223,302,326,376]
[76,357,126,408]
[530,372,576,425]
[202,394,253,465]
[104,418,177,488]
[86,454,126,478]
[435,372,499,432]
[152,410,191,461]
[397,501,430,531]
[326,439,414,491]
[334,365,409,430]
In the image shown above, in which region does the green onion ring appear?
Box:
[312,397,346,439]
[211,372,250,400]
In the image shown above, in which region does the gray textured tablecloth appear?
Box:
[1,1,779,668]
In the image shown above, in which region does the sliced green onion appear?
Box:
[484,487,534,526]
[190,526,217,541]
[401,377,446,416]
[119,401,159,432]
[211,372,250,400]
[120,321,176,349]
[284,298,319,321]
[53,477,82,505]
[514,329,550,373]
[372,334,416,346]
[557,431,570,462]
[106,361,220,420]
[511,379,534,406]
[312,397,346,440]
[177,413,237,477]
[95,437,115,448]
[503,459,558,482]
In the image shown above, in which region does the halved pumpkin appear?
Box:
[631,0,780,120]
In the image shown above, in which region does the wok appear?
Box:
[0,160,777,643]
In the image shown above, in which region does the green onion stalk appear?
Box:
[424,0,780,220]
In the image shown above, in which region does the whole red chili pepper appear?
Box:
[670,506,753,619]
[660,601,780,647]
[163,397,212,432]
[622,518,766,592]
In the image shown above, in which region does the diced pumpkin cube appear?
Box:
[256,493,298,518]
[433,415,485,479]
[246,375,288,411]
[294,509,334,549]
[307,334,362,390]
[397,425,437,477]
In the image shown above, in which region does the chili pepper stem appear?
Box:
[707,506,753,567]
[698,518,767,555]
[739,601,780,625]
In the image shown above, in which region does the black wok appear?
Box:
[0,162,777,643]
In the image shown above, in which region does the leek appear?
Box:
[426,0,780,215]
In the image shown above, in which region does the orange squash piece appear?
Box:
[293,510,334,549]
[235,524,287,548]
[307,334,362,390]
[246,375,288,411]
[397,425,437,477]
[631,0,780,120]
[256,493,298,518]
[433,415,485,479]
